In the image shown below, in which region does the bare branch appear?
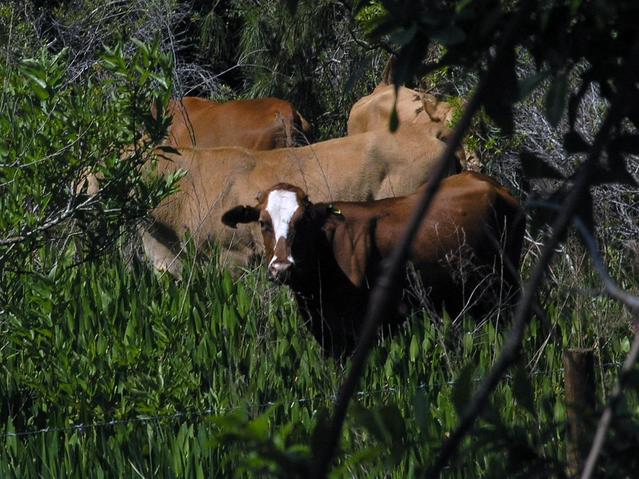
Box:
[0,195,97,247]
[310,3,535,478]
[580,332,639,479]
[424,34,639,479]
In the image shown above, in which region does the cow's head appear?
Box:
[222,183,331,283]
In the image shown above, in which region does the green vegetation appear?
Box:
[1,248,636,477]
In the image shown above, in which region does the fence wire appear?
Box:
[3,362,625,439]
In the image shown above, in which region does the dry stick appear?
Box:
[564,348,596,478]
[580,332,639,479]
[573,217,639,315]
[575,217,639,479]
[424,33,639,477]
[309,4,534,477]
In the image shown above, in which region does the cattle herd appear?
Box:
[84,69,526,357]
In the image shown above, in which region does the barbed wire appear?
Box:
[4,362,624,439]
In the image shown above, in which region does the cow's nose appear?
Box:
[268,261,292,282]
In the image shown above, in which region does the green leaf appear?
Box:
[452,362,476,417]
[545,74,568,127]
[21,65,47,89]
[520,151,565,179]
[33,84,51,100]
[409,334,419,362]
[6,417,17,456]
[512,366,537,418]
[247,415,270,442]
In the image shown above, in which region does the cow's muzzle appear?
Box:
[268,260,292,283]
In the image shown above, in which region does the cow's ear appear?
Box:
[309,203,331,222]
[221,205,260,228]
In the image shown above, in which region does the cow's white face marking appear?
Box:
[266,190,299,266]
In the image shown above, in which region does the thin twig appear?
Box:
[0,195,96,246]
[310,3,534,477]
[580,332,639,479]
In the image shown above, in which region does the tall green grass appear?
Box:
[1,238,637,477]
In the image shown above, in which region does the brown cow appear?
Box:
[140,124,460,279]
[78,96,312,200]
[159,96,311,149]
[221,172,525,356]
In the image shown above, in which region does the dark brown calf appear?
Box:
[222,172,525,356]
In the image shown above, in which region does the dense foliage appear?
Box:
[0,39,178,276]
[1,251,636,477]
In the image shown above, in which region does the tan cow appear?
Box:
[141,124,460,279]
[158,96,311,149]
[347,85,452,135]
[347,56,479,169]
[347,56,456,136]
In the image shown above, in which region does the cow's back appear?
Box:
[409,172,523,312]
[347,85,427,135]
[164,97,309,150]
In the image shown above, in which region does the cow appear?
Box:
[347,56,480,170]
[221,172,525,356]
[139,124,460,279]
[347,55,456,136]
[346,83,475,165]
[347,84,453,135]
[157,96,311,149]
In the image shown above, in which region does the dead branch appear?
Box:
[309,3,534,477]
[424,34,639,479]
[580,332,639,479]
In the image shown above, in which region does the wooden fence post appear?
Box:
[563,348,596,478]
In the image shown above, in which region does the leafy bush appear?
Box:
[0,39,176,280]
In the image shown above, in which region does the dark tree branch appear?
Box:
[528,200,639,315]
[580,332,639,479]
[572,213,639,479]
[310,3,535,478]
[573,218,639,315]
[424,33,639,479]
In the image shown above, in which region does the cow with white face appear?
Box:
[222,184,318,283]
[222,173,525,357]
[263,188,304,280]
